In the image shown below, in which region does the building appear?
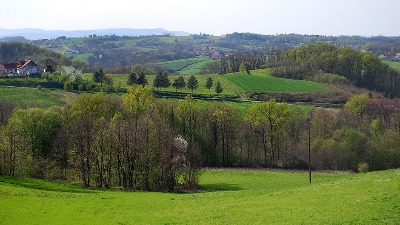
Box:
[0,59,39,76]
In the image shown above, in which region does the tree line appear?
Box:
[267,42,400,97]
[1,91,400,191]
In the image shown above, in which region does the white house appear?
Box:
[0,59,39,76]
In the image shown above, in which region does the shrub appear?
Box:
[357,162,369,173]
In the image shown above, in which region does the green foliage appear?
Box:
[313,73,350,85]
[172,76,186,92]
[215,80,223,95]
[344,94,370,116]
[130,64,154,75]
[246,99,293,165]
[205,77,213,91]
[357,162,369,173]
[153,71,171,90]
[271,43,400,96]
[93,69,105,85]
[369,119,382,136]
[187,75,198,93]
[127,72,137,85]
[137,73,148,87]
[122,86,154,118]
[238,62,246,73]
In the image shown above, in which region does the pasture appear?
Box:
[385,61,400,71]
[0,169,399,224]
[225,70,330,93]
[82,73,240,97]
[0,86,63,107]
[157,58,203,71]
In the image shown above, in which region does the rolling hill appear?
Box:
[0,169,398,224]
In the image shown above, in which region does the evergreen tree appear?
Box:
[127,72,137,85]
[187,75,198,93]
[205,77,213,94]
[93,69,105,85]
[137,73,148,87]
[153,72,170,90]
[215,80,223,95]
[172,76,186,92]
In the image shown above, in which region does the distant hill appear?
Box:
[0,28,191,40]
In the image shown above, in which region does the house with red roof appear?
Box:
[0,59,39,77]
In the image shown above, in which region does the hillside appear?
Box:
[2,33,398,72]
[0,169,399,224]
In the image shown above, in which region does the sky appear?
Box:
[1,0,399,36]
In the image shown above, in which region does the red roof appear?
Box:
[3,63,19,70]
[17,59,32,69]
[1,60,37,70]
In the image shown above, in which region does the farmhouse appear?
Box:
[0,59,39,77]
[211,52,224,60]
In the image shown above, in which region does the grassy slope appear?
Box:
[82,73,239,97]
[157,58,202,71]
[179,59,214,75]
[0,169,399,224]
[225,69,330,93]
[0,86,63,107]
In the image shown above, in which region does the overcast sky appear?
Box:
[1,0,399,36]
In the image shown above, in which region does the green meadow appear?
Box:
[82,73,239,97]
[225,70,330,93]
[157,58,203,71]
[0,86,63,107]
[0,169,399,224]
[385,61,400,71]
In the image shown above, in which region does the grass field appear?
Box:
[70,53,92,63]
[178,59,214,75]
[0,169,399,224]
[225,70,330,93]
[385,61,400,71]
[157,58,203,71]
[82,73,240,97]
[0,86,63,107]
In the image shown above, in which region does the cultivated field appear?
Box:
[0,169,399,224]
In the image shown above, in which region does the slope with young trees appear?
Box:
[268,43,400,96]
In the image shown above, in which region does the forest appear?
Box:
[267,43,400,97]
[1,87,400,191]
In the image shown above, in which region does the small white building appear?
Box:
[0,59,39,76]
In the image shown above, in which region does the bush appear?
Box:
[64,81,73,91]
[357,162,369,173]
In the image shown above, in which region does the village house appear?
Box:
[211,51,224,60]
[0,59,40,77]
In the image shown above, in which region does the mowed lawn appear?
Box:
[225,69,330,93]
[1,169,399,224]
